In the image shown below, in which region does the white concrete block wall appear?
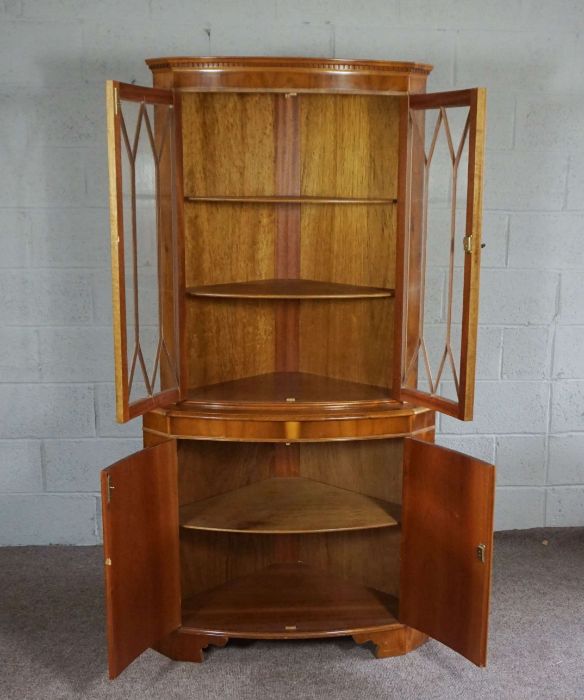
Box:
[0,0,582,543]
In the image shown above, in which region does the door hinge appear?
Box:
[106,473,115,503]
[463,234,473,254]
[476,543,486,563]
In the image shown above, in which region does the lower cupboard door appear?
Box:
[101,439,181,678]
[399,438,495,666]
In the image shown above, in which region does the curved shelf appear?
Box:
[181,563,400,639]
[184,372,394,410]
[186,279,394,300]
[180,477,399,534]
[185,195,397,205]
[143,372,436,442]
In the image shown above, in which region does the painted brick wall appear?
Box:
[0,0,582,543]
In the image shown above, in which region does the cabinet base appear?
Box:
[353,627,427,658]
[153,630,228,663]
[154,626,427,663]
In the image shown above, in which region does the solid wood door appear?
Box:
[394,88,486,420]
[106,81,185,422]
[101,440,181,678]
[399,438,494,666]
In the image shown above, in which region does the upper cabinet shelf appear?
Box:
[186,278,395,300]
[185,195,397,205]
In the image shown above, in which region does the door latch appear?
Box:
[476,543,486,563]
[106,473,115,504]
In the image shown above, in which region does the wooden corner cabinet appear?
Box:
[101,56,494,679]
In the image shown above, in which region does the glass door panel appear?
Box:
[107,81,182,422]
[395,89,486,420]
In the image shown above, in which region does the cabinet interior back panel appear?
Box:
[300,204,396,287]
[184,201,277,389]
[186,299,275,387]
[299,440,403,503]
[184,203,276,286]
[298,298,393,388]
[182,92,277,196]
[178,441,274,506]
[180,529,400,599]
[300,95,400,198]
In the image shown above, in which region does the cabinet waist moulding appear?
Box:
[101,56,493,679]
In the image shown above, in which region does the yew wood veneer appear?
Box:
[101,56,493,679]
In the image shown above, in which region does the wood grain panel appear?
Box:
[300,95,400,198]
[180,530,275,599]
[299,528,401,597]
[299,439,403,503]
[181,92,277,196]
[101,440,180,678]
[180,528,401,602]
[400,438,495,666]
[183,201,277,389]
[298,298,393,387]
[300,204,396,287]
[184,202,276,287]
[177,440,273,506]
[186,300,275,388]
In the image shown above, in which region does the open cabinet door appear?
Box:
[400,438,494,666]
[394,89,486,420]
[101,440,181,678]
[106,81,185,422]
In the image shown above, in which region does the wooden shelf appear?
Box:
[182,563,399,638]
[185,372,394,410]
[180,477,399,534]
[185,195,397,205]
[186,278,395,300]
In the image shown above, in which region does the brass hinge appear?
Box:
[106,473,115,504]
[113,86,119,115]
[463,234,473,254]
[476,543,486,563]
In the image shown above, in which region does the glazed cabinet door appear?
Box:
[101,440,181,678]
[106,81,185,422]
[399,438,494,666]
[395,89,486,420]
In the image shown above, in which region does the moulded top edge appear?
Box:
[145,55,434,75]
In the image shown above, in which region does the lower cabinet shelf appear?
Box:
[180,477,400,534]
[181,563,400,638]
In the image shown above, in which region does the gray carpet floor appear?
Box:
[1,528,583,699]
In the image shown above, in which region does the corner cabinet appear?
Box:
[101,57,494,679]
